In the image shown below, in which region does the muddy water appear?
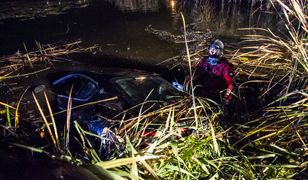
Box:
[0,0,280,65]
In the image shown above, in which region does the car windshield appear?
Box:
[114,76,181,105]
[53,74,98,101]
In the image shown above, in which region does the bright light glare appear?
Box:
[135,76,146,81]
[171,0,175,9]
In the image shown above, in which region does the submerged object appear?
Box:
[32,65,184,160]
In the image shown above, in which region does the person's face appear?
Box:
[209,47,217,55]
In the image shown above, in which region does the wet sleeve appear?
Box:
[222,65,234,91]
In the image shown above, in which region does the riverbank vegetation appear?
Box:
[0,0,307,179]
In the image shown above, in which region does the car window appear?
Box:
[114,76,181,105]
[53,74,98,101]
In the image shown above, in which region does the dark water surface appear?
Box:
[0,0,280,65]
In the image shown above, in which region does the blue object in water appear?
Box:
[87,120,105,136]
[172,81,184,92]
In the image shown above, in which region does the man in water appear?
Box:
[187,39,235,105]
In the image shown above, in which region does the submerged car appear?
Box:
[49,69,183,118]
[32,65,184,159]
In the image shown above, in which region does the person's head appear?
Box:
[208,39,224,58]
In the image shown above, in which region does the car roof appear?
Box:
[47,63,157,82]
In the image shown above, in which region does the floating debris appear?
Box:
[145,24,212,44]
[145,25,213,70]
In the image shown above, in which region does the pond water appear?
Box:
[0,0,280,65]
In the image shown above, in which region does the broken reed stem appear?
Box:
[44,92,59,147]
[65,86,73,152]
[32,92,58,152]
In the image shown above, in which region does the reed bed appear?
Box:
[117,96,218,140]
[0,41,93,129]
[0,41,94,80]
[111,1,308,178]
[20,91,225,179]
[235,0,308,79]
[236,90,308,150]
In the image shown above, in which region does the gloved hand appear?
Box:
[223,88,232,104]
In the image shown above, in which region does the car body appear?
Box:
[31,64,185,159]
[47,68,183,120]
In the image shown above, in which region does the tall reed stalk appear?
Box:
[181,12,199,130]
[236,0,308,81]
